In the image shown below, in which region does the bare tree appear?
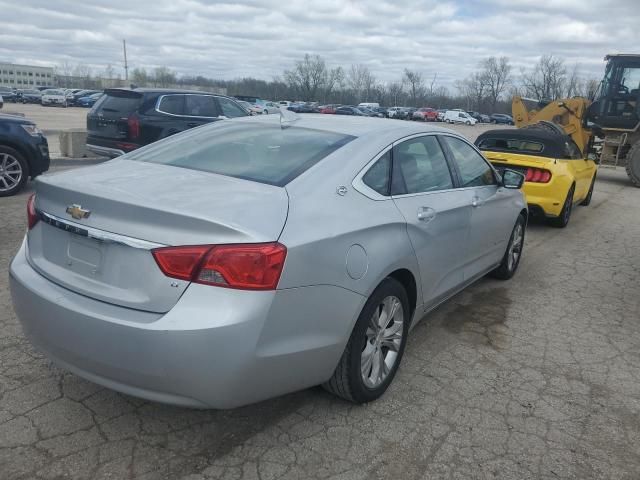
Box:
[323,66,344,102]
[283,54,328,101]
[403,69,425,106]
[388,81,405,106]
[131,68,149,87]
[347,64,375,102]
[153,66,176,87]
[521,55,567,100]
[480,56,511,109]
[426,73,438,97]
[457,72,486,111]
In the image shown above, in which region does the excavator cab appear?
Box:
[588,54,640,131]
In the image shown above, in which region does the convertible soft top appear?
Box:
[475,127,576,159]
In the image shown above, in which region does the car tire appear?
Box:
[0,145,29,197]
[491,119,497,124]
[466,121,471,125]
[490,213,526,280]
[549,185,575,228]
[580,174,596,206]
[323,277,410,404]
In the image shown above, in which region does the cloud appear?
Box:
[0,0,638,88]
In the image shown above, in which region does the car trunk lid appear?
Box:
[27,159,289,313]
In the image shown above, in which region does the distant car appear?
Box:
[320,104,339,114]
[436,109,446,122]
[0,95,3,109]
[17,89,42,104]
[0,87,16,103]
[335,106,365,116]
[386,107,404,119]
[490,114,514,125]
[413,108,438,121]
[358,102,380,109]
[372,107,389,118]
[404,107,417,120]
[77,92,103,108]
[278,101,292,107]
[468,111,491,123]
[238,101,263,115]
[86,88,248,158]
[68,90,101,106]
[260,102,280,114]
[0,112,50,196]
[41,89,68,107]
[287,103,317,113]
[357,107,382,117]
[444,110,477,125]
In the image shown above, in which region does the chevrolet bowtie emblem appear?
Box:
[66,204,91,220]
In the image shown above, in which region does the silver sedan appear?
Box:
[10,115,527,408]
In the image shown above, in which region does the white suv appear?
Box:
[444,110,477,125]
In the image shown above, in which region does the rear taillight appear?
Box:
[152,243,287,290]
[524,168,552,183]
[127,114,140,139]
[27,193,38,230]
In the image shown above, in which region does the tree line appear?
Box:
[56,53,601,114]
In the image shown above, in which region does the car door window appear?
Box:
[185,95,219,117]
[217,97,248,118]
[392,136,454,194]
[442,136,497,187]
[158,95,184,115]
[362,150,391,196]
[564,140,583,159]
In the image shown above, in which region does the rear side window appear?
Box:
[478,137,544,154]
[217,97,248,118]
[97,94,142,116]
[185,95,218,117]
[157,95,184,115]
[565,140,583,159]
[363,150,391,195]
[126,122,355,186]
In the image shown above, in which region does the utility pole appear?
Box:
[123,39,129,81]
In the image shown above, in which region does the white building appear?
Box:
[0,62,55,88]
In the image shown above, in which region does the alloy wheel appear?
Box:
[0,153,23,193]
[361,296,404,389]
[507,223,524,271]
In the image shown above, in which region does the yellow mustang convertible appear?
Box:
[475,127,598,228]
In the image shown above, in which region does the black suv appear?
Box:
[86,89,249,158]
[0,113,50,196]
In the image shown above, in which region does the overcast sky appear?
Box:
[1,0,638,88]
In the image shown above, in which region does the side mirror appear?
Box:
[502,169,525,189]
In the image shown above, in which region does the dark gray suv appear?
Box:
[86,88,249,158]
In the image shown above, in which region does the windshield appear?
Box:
[126,121,355,186]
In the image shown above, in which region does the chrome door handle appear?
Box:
[417,207,436,222]
[471,197,484,208]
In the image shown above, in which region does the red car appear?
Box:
[412,107,438,121]
[320,104,338,114]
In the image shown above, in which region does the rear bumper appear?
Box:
[86,144,126,158]
[10,240,364,408]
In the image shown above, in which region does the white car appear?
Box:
[260,101,280,114]
[41,89,68,107]
[387,107,404,119]
[444,110,477,125]
[358,102,380,109]
[278,101,291,107]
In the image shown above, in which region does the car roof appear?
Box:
[230,113,460,140]
[106,88,227,96]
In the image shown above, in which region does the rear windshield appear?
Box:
[126,121,355,186]
[96,94,141,116]
[477,137,544,154]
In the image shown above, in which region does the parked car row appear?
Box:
[0,86,104,107]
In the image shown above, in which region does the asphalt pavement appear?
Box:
[1,158,639,479]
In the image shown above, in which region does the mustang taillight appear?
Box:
[152,243,287,290]
[524,167,552,183]
[27,193,39,230]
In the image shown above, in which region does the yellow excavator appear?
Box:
[512,54,640,186]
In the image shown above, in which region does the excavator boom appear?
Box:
[512,96,593,156]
